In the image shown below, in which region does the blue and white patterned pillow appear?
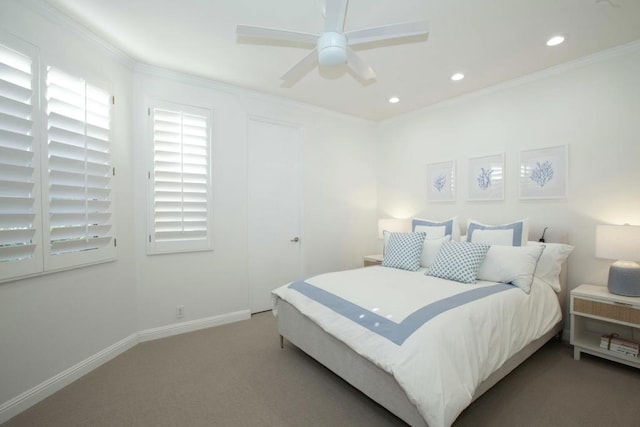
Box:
[382,232,427,271]
[426,241,490,283]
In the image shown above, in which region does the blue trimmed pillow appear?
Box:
[426,241,490,283]
[412,217,461,241]
[382,231,427,271]
[466,219,529,246]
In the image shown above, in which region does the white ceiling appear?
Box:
[43,0,640,121]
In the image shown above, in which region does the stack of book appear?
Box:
[600,334,639,358]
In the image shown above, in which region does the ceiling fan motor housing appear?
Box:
[317,32,347,66]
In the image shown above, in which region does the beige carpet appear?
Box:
[4,311,640,426]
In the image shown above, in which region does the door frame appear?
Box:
[246,114,304,312]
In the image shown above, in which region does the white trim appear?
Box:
[137,310,251,342]
[22,1,640,126]
[0,333,138,424]
[0,309,252,423]
[22,0,136,70]
[382,39,640,125]
[135,62,374,125]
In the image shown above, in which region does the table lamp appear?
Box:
[378,218,410,239]
[596,224,640,296]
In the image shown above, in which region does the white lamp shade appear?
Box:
[596,224,640,261]
[378,218,410,239]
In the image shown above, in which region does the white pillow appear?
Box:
[420,235,451,268]
[412,217,461,241]
[527,241,574,292]
[476,245,544,293]
[466,219,529,246]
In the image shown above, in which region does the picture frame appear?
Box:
[519,145,568,199]
[426,160,455,202]
[467,153,504,201]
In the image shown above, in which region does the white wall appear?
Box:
[0,0,378,419]
[10,0,637,418]
[0,0,137,408]
[376,44,640,305]
[132,68,378,332]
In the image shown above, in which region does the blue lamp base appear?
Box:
[607,261,640,297]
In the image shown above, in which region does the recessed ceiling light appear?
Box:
[389,97,400,104]
[451,73,464,81]
[546,35,565,46]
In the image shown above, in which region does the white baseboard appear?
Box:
[0,309,251,424]
[137,310,251,342]
[0,333,138,424]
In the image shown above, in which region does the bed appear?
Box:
[272,220,573,427]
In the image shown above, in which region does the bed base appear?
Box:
[277,299,563,427]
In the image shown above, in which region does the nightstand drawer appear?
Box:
[574,297,640,325]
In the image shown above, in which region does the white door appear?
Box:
[248,117,302,313]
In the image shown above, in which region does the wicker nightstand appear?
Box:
[570,284,640,369]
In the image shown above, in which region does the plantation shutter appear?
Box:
[44,66,115,270]
[148,101,212,254]
[0,40,42,281]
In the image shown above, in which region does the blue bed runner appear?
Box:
[289,280,514,345]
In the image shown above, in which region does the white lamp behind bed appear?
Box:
[378,218,410,239]
[596,224,640,296]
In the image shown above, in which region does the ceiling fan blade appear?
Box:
[324,0,348,33]
[281,48,319,83]
[346,20,429,46]
[237,25,317,45]
[346,48,375,81]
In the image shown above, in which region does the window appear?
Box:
[43,66,115,270]
[147,100,213,254]
[0,38,42,281]
[0,34,115,283]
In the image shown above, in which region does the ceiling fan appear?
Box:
[236,0,429,84]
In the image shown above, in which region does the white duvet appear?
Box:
[272,266,561,427]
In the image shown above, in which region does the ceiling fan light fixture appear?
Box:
[317,32,347,66]
[237,0,429,85]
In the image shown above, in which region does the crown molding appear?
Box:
[22,0,136,70]
[23,0,373,125]
[381,39,640,125]
[134,62,375,125]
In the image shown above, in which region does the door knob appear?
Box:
[290,237,299,242]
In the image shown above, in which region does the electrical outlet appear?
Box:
[176,305,185,319]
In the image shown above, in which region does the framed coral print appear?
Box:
[467,153,504,201]
[426,160,455,202]
[519,145,568,199]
